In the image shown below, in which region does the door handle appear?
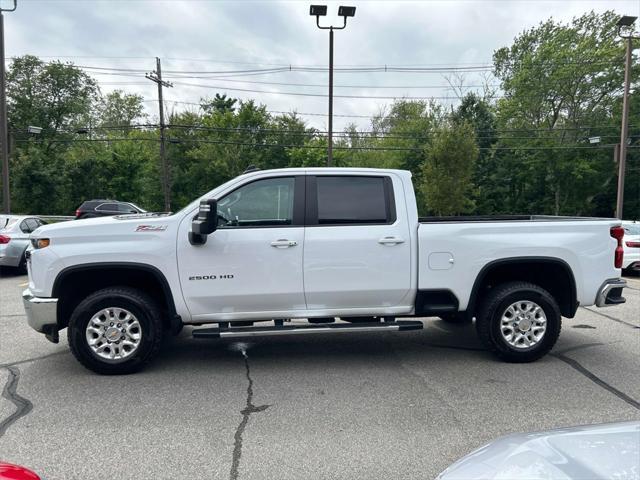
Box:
[270,239,298,248]
[378,236,405,245]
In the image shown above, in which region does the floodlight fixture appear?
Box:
[616,15,637,27]
[310,5,327,16]
[338,6,356,18]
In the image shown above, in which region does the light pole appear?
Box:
[0,0,16,214]
[310,5,356,167]
[615,15,638,219]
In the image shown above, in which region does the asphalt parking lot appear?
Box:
[1,271,639,480]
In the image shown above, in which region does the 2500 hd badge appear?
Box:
[188,274,234,280]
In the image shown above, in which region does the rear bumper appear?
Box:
[595,278,627,307]
[22,288,58,333]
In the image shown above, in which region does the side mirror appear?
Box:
[189,198,217,245]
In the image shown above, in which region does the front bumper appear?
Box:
[22,288,58,333]
[595,278,627,307]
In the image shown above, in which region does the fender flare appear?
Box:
[466,256,578,317]
[52,262,181,332]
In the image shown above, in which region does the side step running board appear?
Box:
[192,320,423,339]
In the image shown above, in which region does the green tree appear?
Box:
[6,55,98,145]
[99,90,146,128]
[201,94,238,114]
[451,93,499,214]
[492,10,638,215]
[420,122,479,215]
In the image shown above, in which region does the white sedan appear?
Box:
[0,215,46,271]
[622,220,640,272]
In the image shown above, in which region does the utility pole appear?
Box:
[0,1,17,214]
[146,57,173,212]
[328,26,334,166]
[615,15,638,219]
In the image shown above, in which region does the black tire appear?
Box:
[475,281,561,363]
[438,312,470,323]
[68,287,164,375]
[17,252,27,274]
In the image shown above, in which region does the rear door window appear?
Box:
[96,203,118,212]
[117,203,137,213]
[26,219,40,231]
[314,176,394,225]
[20,220,32,233]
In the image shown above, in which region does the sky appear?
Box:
[4,0,640,131]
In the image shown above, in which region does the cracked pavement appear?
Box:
[0,270,639,479]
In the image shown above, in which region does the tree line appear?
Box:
[3,10,639,218]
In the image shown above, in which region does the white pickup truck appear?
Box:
[23,168,627,374]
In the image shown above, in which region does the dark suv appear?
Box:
[75,200,147,219]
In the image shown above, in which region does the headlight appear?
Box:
[31,238,50,249]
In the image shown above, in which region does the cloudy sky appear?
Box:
[4,0,640,130]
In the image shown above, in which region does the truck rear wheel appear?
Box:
[68,287,163,375]
[476,281,561,363]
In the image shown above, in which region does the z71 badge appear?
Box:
[135,225,168,232]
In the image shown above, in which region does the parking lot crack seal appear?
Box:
[229,350,270,480]
[551,344,640,411]
[0,366,33,439]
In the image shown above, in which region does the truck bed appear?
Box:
[416,215,621,310]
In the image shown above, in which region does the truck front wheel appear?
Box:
[67,287,164,374]
[476,281,561,363]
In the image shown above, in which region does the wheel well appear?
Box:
[468,258,578,318]
[53,264,178,330]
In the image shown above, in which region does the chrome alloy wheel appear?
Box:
[85,307,142,362]
[500,300,547,349]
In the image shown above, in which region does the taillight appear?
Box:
[626,241,640,248]
[75,209,81,218]
[610,226,624,268]
[0,234,10,244]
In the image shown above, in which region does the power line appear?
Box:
[166,77,498,89]
[57,123,635,140]
[17,136,638,153]
[169,80,491,99]
[57,121,633,136]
